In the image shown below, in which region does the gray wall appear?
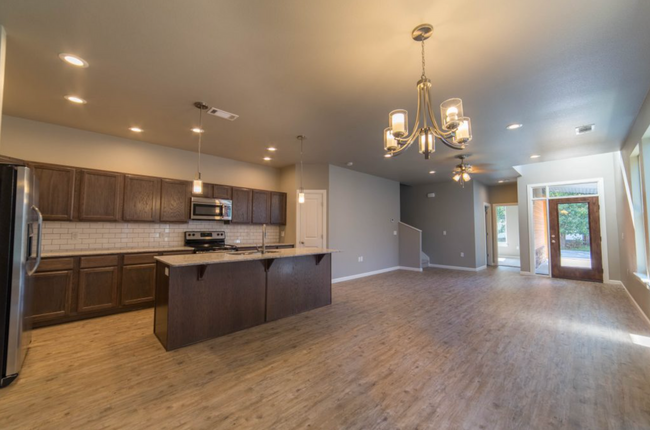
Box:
[0,116,281,191]
[473,181,490,268]
[616,90,650,320]
[329,165,399,279]
[489,183,518,204]
[515,152,621,280]
[401,181,479,269]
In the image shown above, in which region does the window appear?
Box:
[496,206,507,245]
[631,144,648,276]
[548,182,598,198]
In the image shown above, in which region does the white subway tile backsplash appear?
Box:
[41,221,282,253]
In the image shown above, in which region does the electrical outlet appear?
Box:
[235,239,241,244]
[358,256,364,262]
[281,231,285,237]
[460,252,464,257]
[393,231,397,235]
[71,232,78,241]
[443,230,447,236]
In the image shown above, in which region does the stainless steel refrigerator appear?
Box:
[0,164,41,388]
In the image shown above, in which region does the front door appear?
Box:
[548,197,603,282]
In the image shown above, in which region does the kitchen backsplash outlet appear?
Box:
[41,221,282,253]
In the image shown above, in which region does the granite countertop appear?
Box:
[229,242,294,248]
[155,248,338,267]
[43,246,194,258]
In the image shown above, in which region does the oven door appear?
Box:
[191,198,224,220]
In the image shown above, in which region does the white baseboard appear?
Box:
[428,263,483,272]
[604,279,624,286]
[398,266,423,272]
[617,280,650,327]
[332,266,426,283]
[519,271,534,276]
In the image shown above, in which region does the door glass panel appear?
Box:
[533,200,549,275]
[549,182,598,198]
[557,202,592,269]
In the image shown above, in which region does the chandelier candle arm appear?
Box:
[383,23,473,160]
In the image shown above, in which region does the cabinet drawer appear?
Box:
[123,253,158,265]
[37,258,75,272]
[80,255,119,268]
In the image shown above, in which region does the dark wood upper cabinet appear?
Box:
[32,164,76,221]
[160,179,190,223]
[123,175,161,222]
[78,170,123,221]
[191,182,213,198]
[231,187,252,224]
[252,190,271,224]
[270,192,287,225]
[213,184,233,200]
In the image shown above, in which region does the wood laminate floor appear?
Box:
[2,268,650,429]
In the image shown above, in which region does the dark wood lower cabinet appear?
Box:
[78,266,119,313]
[30,270,74,323]
[122,263,156,305]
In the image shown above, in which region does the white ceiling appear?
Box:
[0,0,649,185]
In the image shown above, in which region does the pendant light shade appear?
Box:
[297,135,306,204]
[193,102,208,194]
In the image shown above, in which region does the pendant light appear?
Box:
[297,135,306,204]
[193,102,208,194]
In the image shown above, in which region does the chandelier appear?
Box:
[384,24,472,160]
[452,155,472,187]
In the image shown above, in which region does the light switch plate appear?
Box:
[460,252,464,257]
[393,231,397,235]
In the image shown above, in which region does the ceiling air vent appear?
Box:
[575,124,595,135]
[207,107,239,121]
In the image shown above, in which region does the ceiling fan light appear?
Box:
[462,172,471,182]
[384,128,398,151]
[441,98,463,130]
[453,173,461,182]
[389,109,408,138]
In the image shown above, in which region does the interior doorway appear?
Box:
[494,204,520,268]
[548,196,603,282]
[296,190,327,249]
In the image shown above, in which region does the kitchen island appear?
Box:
[153,248,337,350]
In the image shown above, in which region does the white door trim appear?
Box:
[493,202,518,266]
[296,190,327,248]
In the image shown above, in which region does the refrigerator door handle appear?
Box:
[27,205,43,276]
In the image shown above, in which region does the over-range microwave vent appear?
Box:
[575,124,595,135]
[207,107,239,121]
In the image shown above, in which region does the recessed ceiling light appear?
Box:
[64,95,86,104]
[530,154,541,159]
[384,154,392,158]
[429,170,436,174]
[59,53,88,68]
[506,123,523,130]
[267,147,277,152]
[346,162,354,166]
[498,180,508,183]
[191,128,204,133]
[129,127,143,133]
[263,156,272,161]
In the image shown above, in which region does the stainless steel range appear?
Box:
[184,231,238,253]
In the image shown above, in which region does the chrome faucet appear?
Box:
[260,224,267,254]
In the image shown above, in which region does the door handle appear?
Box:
[28,205,43,276]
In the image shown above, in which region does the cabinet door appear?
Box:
[252,190,271,224]
[160,179,190,222]
[32,164,76,221]
[270,192,287,225]
[123,175,161,222]
[121,263,156,306]
[78,170,123,221]
[78,266,119,312]
[31,270,73,323]
[231,187,252,224]
[213,184,233,200]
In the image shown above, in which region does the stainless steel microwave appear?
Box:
[190,197,232,221]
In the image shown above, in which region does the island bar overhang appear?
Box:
[153,249,335,351]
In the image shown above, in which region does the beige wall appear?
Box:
[0,27,6,140]
[0,116,281,191]
[617,91,650,321]
[489,183,518,204]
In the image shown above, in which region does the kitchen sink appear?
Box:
[226,250,280,256]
